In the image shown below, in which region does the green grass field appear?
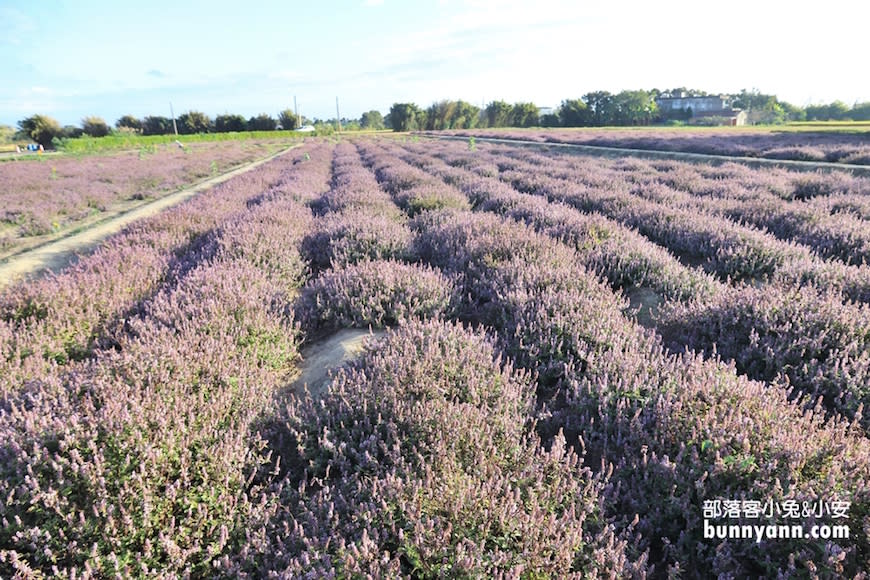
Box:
[54,130,310,154]
[781,120,870,133]
[51,128,395,155]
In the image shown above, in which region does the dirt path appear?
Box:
[433,135,870,176]
[0,144,300,289]
[288,328,386,399]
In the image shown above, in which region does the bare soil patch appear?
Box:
[288,328,386,399]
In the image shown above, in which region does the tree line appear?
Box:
[387,89,870,131]
[11,109,387,148]
[10,88,869,147]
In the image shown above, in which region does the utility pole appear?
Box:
[335,96,341,132]
[170,102,178,136]
[294,95,299,126]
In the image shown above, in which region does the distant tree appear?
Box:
[509,102,539,127]
[484,100,512,128]
[540,113,561,127]
[780,101,806,122]
[311,120,334,135]
[0,124,15,144]
[612,90,657,125]
[805,104,828,121]
[389,103,425,132]
[411,106,427,131]
[824,101,850,120]
[115,115,142,133]
[81,116,110,137]
[449,100,480,129]
[425,101,454,130]
[215,114,247,133]
[736,92,788,125]
[851,102,870,121]
[62,125,84,139]
[323,117,343,131]
[277,109,299,130]
[336,117,360,131]
[425,100,480,130]
[360,110,384,130]
[758,100,787,124]
[18,114,62,147]
[412,105,427,130]
[142,115,173,136]
[732,88,772,112]
[770,101,789,124]
[247,113,277,131]
[559,98,590,127]
[730,88,803,123]
[583,91,616,126]
[177,111,211,134]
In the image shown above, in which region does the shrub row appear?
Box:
[364,139,870,577]
[554,155,870,267]
[224,319,642,577]
[301,143,413,271]
[658,284,870,428]
[389,140,870,428]
[0,145,332,394]
[0,147,333,576]
[416,209,870,577]
[397,142,722,302]
[0,203,315,576]
[490,146,870,303]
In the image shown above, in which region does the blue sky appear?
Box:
[1,0,868,127]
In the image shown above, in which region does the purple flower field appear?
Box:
[2,136,870,577]
[0,140,290,255]
[439,128,870,166]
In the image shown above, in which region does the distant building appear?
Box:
[655,93,747,126]
[657,94,730,113]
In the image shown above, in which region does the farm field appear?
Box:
[51,130,309,155]
[0,139,297,257]
[436,127,870,166]
[2,136,870,577]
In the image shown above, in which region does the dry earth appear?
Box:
[288,328,387,398]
